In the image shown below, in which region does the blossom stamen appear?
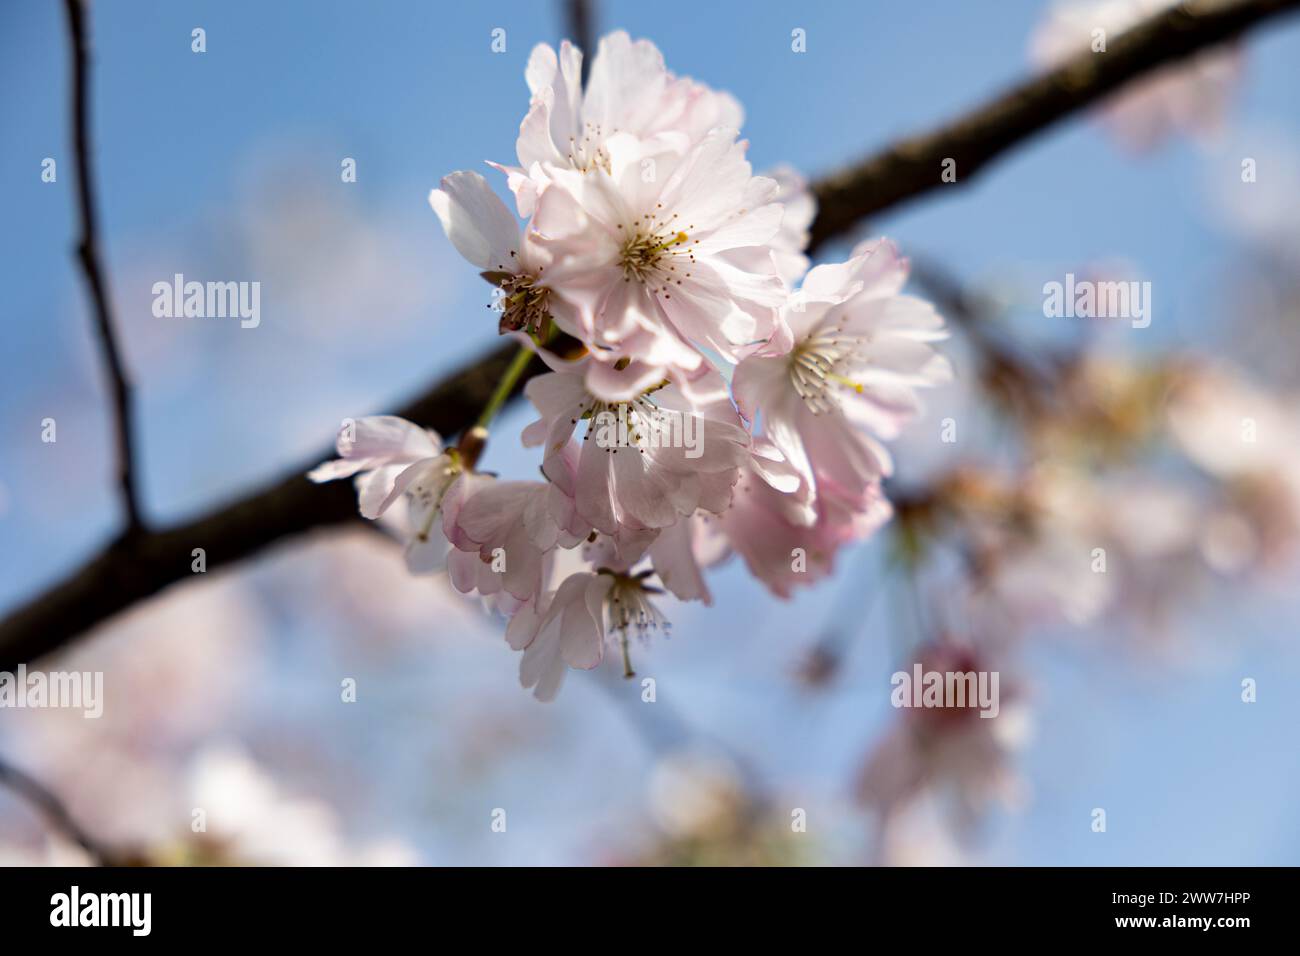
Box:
[493,268,550,335]
[788,330,869,415]
[566,122,613,174]
[617,212,695,299]
[580,389,680,455]
[411,452,463,542]
[601,570,673,646]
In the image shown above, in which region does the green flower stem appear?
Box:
[475,343,536,432]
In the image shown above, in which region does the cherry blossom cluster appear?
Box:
[311,32,951,699]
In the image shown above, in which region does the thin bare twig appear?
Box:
[64,0,143,534]
[0,756,114,865]
[1,0,1296,668]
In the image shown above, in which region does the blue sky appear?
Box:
[2,0,1299,864]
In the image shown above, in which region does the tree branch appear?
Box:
[565,0,596,85]
[0,756,116,865]
[64,0,143,533]
[0,340,549,672]
[2,0,1296,668]
[808,0,1300,251]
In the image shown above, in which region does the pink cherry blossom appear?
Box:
[429,169,559,336]
[856,644,1029,844]
[308,416,467,574]
[733,238,951,503]
[1167,364,1300,568]
[399,30,953,703]
[724,164,816,289]
[715,441,892,598]
[521,349,750,535]
[530,128,788,369]
[507,566,673,701]
[644,517,715,605]
[443,461,590,604]
[499,31,743,217]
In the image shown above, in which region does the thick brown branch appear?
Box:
[0,341,548,673]
[2,0,1296,666]
[65,0,143,533]
[808,0,1300,251]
